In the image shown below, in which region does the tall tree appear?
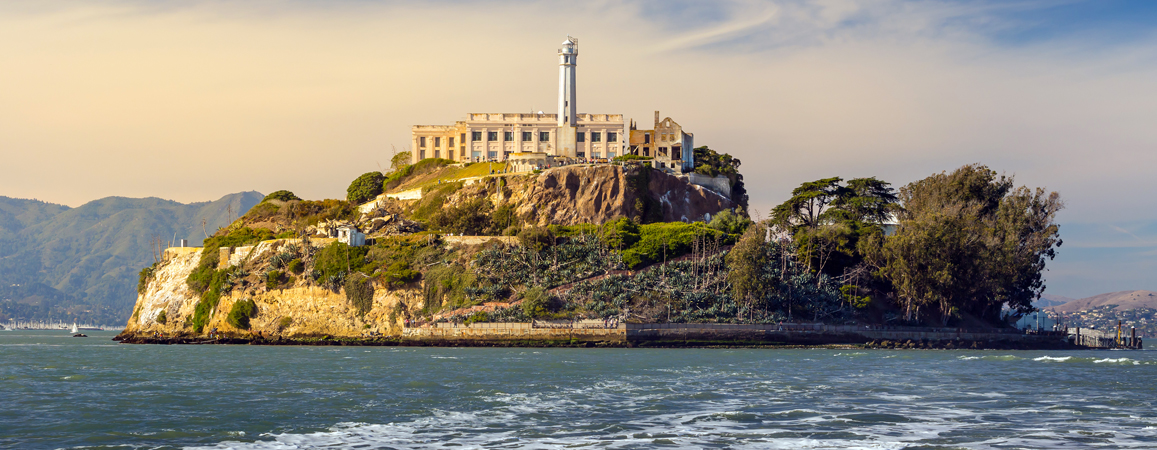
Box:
[865,164,1062,325]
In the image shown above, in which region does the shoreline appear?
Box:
[113,334,1088,350]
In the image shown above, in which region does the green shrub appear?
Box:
[383,164,414,191]
[600,218,640,249]
[263,190,301,202]
[613,154,652,161]
[422,264,475,314]
[429,198,493,235]
[620,222,732,269]
[137,263,157,295]
[347,171,386,204]
[278,316,292,331]
[313,243,369,280]
[287,258,305,275]
[707,209,752,235]
[344,274,375,316]
[266,270,284,290]
[226,298,257,330]
[411,182,463,222]
[517,226,554,251]
[156,309,167,325]
[465,311,488,325]
[521,286,556,318]
[491,202,518,231]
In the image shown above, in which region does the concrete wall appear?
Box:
[684,173,732,199]
[401,321,1064,345]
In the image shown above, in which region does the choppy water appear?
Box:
[2,330,1155,449]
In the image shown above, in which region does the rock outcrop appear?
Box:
[506,165,734,226]
[122,247,421,340]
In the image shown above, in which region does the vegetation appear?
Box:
[287,258,304,275]
[137,263,157,295]
[156,309,167,324]
[344,274,375,316]
[347,171,386,204]
[862,164,1063,325]
[263,190,301,202]
[692,146,748,209]
[226,299,257,330]
[521,286,557,318]
[613,154,652,161]
[771,177,897,278]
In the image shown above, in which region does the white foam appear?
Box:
[1033,356,1072,362]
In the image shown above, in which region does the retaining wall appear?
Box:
[401,322,1066,346]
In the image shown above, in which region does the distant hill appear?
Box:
[1036,294,1077,308]
[0,192,263,325]
[1046,290,1157,313]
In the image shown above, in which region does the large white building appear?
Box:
[410,36,690,171]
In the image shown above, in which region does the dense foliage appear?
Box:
[263,190,301,202]
[861,164,1063,325]
[347,171,386,204]
[692,146,748,209]
[226,298,257,330]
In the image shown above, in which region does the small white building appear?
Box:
[337,225,365,247]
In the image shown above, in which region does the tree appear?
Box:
[391,151,412,171]
[771,177,898,277]
[866,164,1063,325]
[263,190,301,202]
[726,222,770,317]
[692,146,748,209]
[346,171,386,204]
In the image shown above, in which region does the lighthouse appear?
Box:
[558,36,578,126]
[556,36,579,157]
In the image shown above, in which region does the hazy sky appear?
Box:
[2,0,1156,297]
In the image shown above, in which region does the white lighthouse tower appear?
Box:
[556,36,579,157]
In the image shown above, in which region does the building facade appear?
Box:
[411,113,625,163]
[628,111,695,172]
[410,36,689,172]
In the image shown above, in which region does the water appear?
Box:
[2,330,1155,449]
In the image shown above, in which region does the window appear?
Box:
[434,150,440,158]
[539,131,550,141]
[644,133,651,144]
[504,131,514,142]
[522,131,532,141]
[461,133,466,143]
[472,131,482,142]
[488,151,497,159]
[448,137,454,147]
[419,137,427,147]
[608,151,616,158]
[460,148,466,158]
[591,132,601,142]
[419,150,426,159]
[659,147,668,157]
[577,152,585,158]
[576,132,585,143]
[488,131,498,142]
[608,132,617,142]
[434,137,441,147]
[643,147,650,156]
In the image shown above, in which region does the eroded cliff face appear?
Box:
[122,247,422,339]
[480,165,734,226]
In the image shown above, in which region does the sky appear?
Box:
[2,0,1155,298]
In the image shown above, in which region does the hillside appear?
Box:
[0,192,263,325]
[1048,290,1157,313]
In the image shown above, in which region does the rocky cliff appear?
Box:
[479,165,734,226]
[122,245,422,339]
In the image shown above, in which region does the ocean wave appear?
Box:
[1033,356,1073,362]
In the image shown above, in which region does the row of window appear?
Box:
[469,131,618,143]
[422,131,623,147]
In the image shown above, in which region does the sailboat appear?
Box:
[71,322,86,337]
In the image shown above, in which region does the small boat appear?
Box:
[73,333,87,338]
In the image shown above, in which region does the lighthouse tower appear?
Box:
[558,36,578,126]
[556,36,579,157]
